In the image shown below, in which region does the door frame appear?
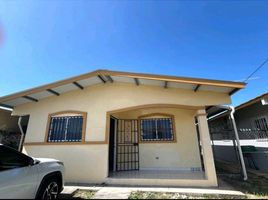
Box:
[109,116,118,172]
[116,119,139,171]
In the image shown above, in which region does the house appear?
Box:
[0,69,246,187]
[206,93,268,173]
[235,92,268,133]
[235,93,268,172]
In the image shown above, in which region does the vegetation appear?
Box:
[220,174,268,199]
[59,190,96,199]
[128,191,245,199]
[129,174,268,199]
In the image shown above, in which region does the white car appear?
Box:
[0,144,64,199]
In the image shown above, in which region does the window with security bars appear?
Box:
[254,117,268,131]
[48,115,83,142]
[140,118,174,141]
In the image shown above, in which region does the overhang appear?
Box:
[0,69,246,108]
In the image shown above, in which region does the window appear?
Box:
[140,117,174,141]
[254,117,268,131]
[47,111,86,143]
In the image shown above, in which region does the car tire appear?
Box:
[36,177,60,200]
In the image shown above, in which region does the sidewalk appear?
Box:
[61,183,245,199]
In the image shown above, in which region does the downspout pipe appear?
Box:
[18,116,25,152]
[229,106,248,181]
[211,105,248,180]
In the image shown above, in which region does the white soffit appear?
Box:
[76,76,101,87]
[52,83,78,94]
[199,85,232,93]
[1,75,240,108]
[29,91,53,100]
[139,78,163,87]
[167,82,196,90]
[3,98,32,106]
[111,76,136,84]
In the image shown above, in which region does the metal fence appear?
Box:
[238,129,268,141]
[208,117,268,173]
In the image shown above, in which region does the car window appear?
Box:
[0,146,31,171]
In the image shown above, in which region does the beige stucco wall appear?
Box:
[23,145,108,183]
[113,107,201,170]
[13,82,231,183]
[13,83,230,142]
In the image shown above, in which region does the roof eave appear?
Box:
[0,69,246,105]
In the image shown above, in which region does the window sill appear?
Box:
[140,140,176,143]
[24,141,107,145]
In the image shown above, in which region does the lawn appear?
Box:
[220,174,268,199]
[60,189,268,200]
[58,173,268,199]
[59,190,96,199]
[128,191,245,199]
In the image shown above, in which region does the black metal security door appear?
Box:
[116,119,139,171]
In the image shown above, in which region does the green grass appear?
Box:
[220,174,268,199]
[59,190,96,199]
[73,190,96,199]
[128,191,245,199]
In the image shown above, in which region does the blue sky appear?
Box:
[0,1,268,106]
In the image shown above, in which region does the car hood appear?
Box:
[35,157,59,163]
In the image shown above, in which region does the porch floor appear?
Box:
[109,170,205,180]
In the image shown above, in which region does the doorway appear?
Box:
[109,117,116,172]
[116,119,139,171]
[109,118,139,172]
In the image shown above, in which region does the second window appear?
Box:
[140,117,174,141]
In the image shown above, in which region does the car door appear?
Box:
[0,145,38,199]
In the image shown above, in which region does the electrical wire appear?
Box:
[244,57,268,83]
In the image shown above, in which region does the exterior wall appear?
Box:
[23,145,108,183]
[235,101,268,129]
[13,82,231,183]
[13,83,230,143]
[113,108,201,171]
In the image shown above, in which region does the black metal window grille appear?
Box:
[48,116,83,142]
[254,117,268,131]
[140,118,174,141]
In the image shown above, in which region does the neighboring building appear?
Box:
[236,93,268,134]
[207,93,268,173]
[235,93,268,172]
[0,69,245,187]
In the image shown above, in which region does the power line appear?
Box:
[244,57,268,83]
